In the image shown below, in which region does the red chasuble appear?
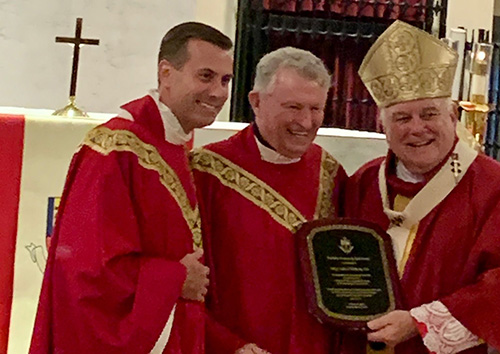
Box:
[191,125,348,354]
[30,96,204,354]
[342,153,500,354]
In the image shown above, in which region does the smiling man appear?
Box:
[191,47,347,354]
[30,22,233,354]
[342,21,500,354]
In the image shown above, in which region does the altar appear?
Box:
[0,107,387,353]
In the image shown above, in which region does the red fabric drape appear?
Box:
[0,114,25,353]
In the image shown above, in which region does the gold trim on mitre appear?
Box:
[359,20,458,107]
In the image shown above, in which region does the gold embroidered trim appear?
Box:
[393,194,417,278]
[314,150,339,219]
[190,148,307,232]
[399,224,418,278]
[83,126,202,248]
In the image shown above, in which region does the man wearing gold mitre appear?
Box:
[342,20,500,354]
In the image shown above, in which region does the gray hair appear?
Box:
[379,97,455,127]
[253,47,331,93]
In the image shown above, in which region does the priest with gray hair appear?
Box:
[191,46,347,354]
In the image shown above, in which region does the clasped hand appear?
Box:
[179,248,209,301]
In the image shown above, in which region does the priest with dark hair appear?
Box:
[30,22,233,354]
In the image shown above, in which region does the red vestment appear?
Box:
[192,125,348,354]
[342,152,500,353]
[30,96,204,354]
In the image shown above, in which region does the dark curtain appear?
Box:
[264,0,428,23]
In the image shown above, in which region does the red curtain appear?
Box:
[263,0,427,22]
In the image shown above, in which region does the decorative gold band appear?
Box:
[84,126,202,248]
[315,150,340,219]
[191,147,339,232]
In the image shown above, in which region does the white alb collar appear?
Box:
[148,89,192,145]
[118,89,192,145]
[396,161,425,183]
[254,136,301,164]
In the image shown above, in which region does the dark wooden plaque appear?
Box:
[296,218,403,330]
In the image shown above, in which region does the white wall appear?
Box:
[447,0,495,37]
[0,1,198,114]
[195,0,237,41]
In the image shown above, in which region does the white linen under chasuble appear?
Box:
[378,140,478,271]
[150,304,177,354]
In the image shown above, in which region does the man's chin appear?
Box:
[403,160,439,175]
[280,148,307,159]
[194,115,217,128]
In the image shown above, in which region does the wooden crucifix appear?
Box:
[56,18,99,97]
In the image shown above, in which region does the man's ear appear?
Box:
[158,59,174,84]
[377,109,387,133]
[248,90,261,116]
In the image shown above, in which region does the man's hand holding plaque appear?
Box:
[366,310,419,348]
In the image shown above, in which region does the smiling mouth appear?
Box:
[408,140,434,148]
[198,101,219,111]
[288,129,308,137]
